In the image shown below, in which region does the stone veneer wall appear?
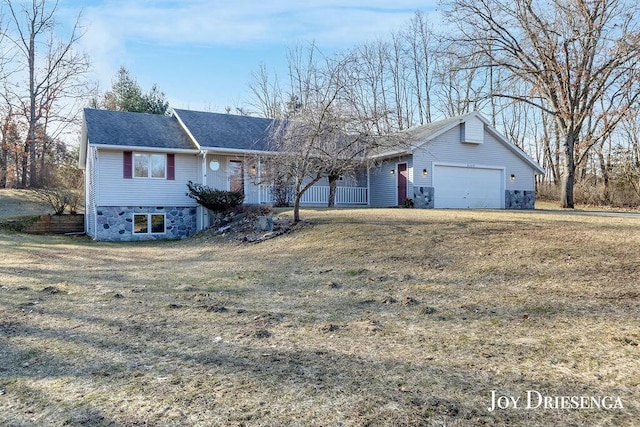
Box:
[505,190,535,210]
[413,186,435,208]
[95,206,198,241]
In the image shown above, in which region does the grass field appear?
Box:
[0,198,639,425]
[0,190,53,219]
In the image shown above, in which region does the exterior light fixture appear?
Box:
[250,165,257,176]
[422,169,428,176]
[390,169,395,175]
[510,174,516,181]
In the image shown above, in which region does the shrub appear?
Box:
[33,188,81,215]
[186,181,244,213]
[32,162,84,215]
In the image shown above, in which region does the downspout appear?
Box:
[200,150,208,230]
[94,147,99,238]
[366,164,371,206]
[257,157,262,204]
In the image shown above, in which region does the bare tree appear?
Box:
[445,0,640,208]
[5,0,90,187]
[268,46,390,221]
[402,11,435,125]
[248,62,284,118]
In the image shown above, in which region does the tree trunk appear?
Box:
[293,194,301,223]
[28,127,37,187]
[293,181,302,223]
[327,174,339,207]
[560,131,577,208]
[28,24,37,188]
[21,141,28,188]
[0,147,6,188]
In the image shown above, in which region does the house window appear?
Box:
[133,213,166,234]
[134,153,166,178]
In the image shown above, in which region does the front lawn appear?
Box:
[0,208,638,426]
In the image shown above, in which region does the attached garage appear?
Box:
[432,164,503,209]
[369,111,545,210]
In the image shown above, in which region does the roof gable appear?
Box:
[83,108,196,150]
[386,111,544,174]
[173,109,277,152]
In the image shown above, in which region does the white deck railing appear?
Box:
[259,185,368,205]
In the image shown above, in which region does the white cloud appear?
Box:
[64,0,440,109]
[79,0,439,47]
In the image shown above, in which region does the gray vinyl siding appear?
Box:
[205,154,261,204]
[412,125,536,192]
[96,149,199,207]
[309,167,368,187]
[370,156,412,207]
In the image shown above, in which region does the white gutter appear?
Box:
[94,144,200,154]
[200,150,209,231]
[199,146,273,155]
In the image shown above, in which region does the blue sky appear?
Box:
[59,0,439,114]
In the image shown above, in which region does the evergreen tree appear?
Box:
[99,66,169,115]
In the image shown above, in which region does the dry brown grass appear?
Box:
[1,207,639,426]
[0,189,53,219]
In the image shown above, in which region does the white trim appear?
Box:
[132,212,167,235]
[432,161,506,208]
[366,166,370,206]
[94,149,99,233]
[200,150,208,231]
[172,110,202,150]
[228,159,244,192]
[396,162,408,206]
[201,146,272,155]
[95,145,200,154]
[133,152,167,179]
[79,119,88,169]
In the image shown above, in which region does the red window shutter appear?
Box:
[123,151,132,179]
[167,154,175,180]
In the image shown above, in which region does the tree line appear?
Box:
[0,1,168,191]
[249,1,640,208]
[3,0,640,210]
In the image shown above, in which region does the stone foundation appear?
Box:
[413,186,435,208]
[95,206,197,241]
[505,190,535,210]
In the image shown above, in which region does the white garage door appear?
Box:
[433,165,503,208]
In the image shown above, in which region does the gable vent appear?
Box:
[461,116,484,144]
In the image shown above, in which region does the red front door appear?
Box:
[397,163,408,205]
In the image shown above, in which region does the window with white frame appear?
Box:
[134,153,166,178]
[133,213,166,234]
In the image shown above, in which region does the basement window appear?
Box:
[133,213,166,234]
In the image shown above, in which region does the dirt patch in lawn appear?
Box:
[0,208,638,426]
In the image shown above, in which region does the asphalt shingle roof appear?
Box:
[400,114,465,143]
[173,109,277,151]
[83,108,196,150]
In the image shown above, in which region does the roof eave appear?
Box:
[199,146,274,155]
[91,144,201,154]
[78,117,88,169]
